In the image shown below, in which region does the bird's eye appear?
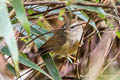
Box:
[70,26,76,29]
[69,23,82,29]
[70,26,75,29]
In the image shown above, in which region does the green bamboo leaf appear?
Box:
[28,9,34,15]
[42,54,62,80]
[0,0,19,76]
[58,6,65,21]
[96,0,100,3]
[19,56,52,79]
[59,9,65,17]
[76,0,86,2]
[58,16,64,21]
[72,5,106,15]
[1,47,52,79]
[8,0,30,36]
[7,63,16,75]
[71,7,98,32]
[98,13,105,19]
[116,31,120,39]
[70,7,102,39]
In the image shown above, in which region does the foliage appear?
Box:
[0,0,120,80]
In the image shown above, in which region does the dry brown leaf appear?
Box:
[84,28,117,80]
[0,53,14,79]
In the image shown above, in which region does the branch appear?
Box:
[8,1,120,9]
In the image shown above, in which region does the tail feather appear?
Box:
[38,47,51,56]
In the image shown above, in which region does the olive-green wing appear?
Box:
[38,31,66,56]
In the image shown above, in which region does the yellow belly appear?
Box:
[53,41,78,56]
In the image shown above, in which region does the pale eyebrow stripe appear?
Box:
[70,23,85,28]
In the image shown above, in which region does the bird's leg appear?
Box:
[63,60,69,76]
[59,59,67,71]
[67,55,77,64]
[67,56,73,63]
[59,59,69,76]
[67,55,81,79]
[77,38,84,47]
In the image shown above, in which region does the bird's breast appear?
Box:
[53,39,78,56]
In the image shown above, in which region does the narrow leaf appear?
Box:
[71,7,98,32]
[1,47,52,79]
[0,0,19,76]
[7,63,16,75]
[116,31,120,39]
[70,7,101,39]
[42,54,62,80]
[8,0,31,36]
[72,5,106,15]
[59,9,65,17]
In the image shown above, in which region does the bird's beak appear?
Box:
[64,28,71,32]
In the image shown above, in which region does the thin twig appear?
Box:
[29,9,83,20]
[100,51,120,75]
[20,31,53,52]
[16,62,44,80]
[28,5,65,16]
[8,1,120,9]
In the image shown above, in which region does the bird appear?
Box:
[38,20,83,57]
